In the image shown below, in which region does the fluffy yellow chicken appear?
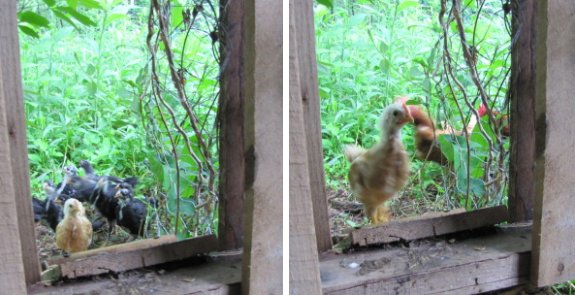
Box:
[344,98,413,224]
[55,198,93,255]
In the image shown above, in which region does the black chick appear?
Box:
[79,160,133,186]
[32,197,45,223]
[79,160,99,181]
[54,166,81,201]
[59,166,100,203]
[42,181,64,232]
[90,177,137,243]
[115,188,147,238]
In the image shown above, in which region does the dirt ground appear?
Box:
[327,188,435,245]
[35,217,133,267]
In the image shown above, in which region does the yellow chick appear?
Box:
[55,198,93,255]
[344,99,413,224]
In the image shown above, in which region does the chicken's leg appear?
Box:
[364,203,392,224]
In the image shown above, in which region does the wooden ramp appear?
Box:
[350,206,509,246]
[322,227,531,294]
[30,251,242,295]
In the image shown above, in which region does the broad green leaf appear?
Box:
[18,25,40,38]
[317,0,333,9]
[56,6,97,26]
[51,10,80,30]
[171,6,184,27]
[18,11,50,28]
[66,0,79,9]
[78,0,103,9]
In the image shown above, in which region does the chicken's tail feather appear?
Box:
[343,144,365,162]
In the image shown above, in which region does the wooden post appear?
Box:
[0,42,27,294]
[293,0,332,253]
[218,0,245,251]
[532,0,575,287]
[241,0,282,292]
[0,0,42,284]
[509,0,536,222]
[289,1,323,294]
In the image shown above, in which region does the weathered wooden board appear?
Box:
[350,206,509,246]
[218,0,245,251]
[509,0,537,222]
[531,0,575,287]
[0,0,42,284]
[241,0,282,293]
[51,235,217,279]
[0,43,28,293]
[292,0,332,252]
[48,235,177,264]
[30,254,242,295]
[322,228,531,294]
[288,1,323,293]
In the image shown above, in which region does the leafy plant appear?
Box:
[316,0,511,214]
[20,0,219,239]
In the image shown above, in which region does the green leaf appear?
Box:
[171,6,184,27]
[43,0,56,7]
[317,0,333,9]
[18,25,40,38]
[78,0,103,9]
[66,0,78,9]
[51,9,80,30]
[18,11,50,28]
[56,6,97,26]
[398,0,419,12]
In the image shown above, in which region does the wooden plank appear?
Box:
[509,0,537,222]
[30,254,242,295]
[322,228,531,294]
[241,0,282,293]
[293,0,332,252]
[532,0,575,287]
[0,45,28,294]
[288,1,323,293]
[0,0,42,284]
[51,235,217,279]
[48,235,177,264]
[217,0,245,251]
[350,206,509,246]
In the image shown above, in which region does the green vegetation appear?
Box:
[316,0,510,215]
[19,0,219,238]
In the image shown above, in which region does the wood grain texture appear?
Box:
[288,1,323,293]
[52,235,217,279]
[292,0,332,252]
[0,0,42,284]
[218,0,245,251]
[0,49,28,294]
[48,235,177,264]
[532,0,575,287]
[241,0,282,293]
[322,228,531,294]
[509,0,536,222]
[30,255,242,295]
[350,206,509,246]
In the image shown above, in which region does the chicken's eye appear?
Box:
[393,110,399,117]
